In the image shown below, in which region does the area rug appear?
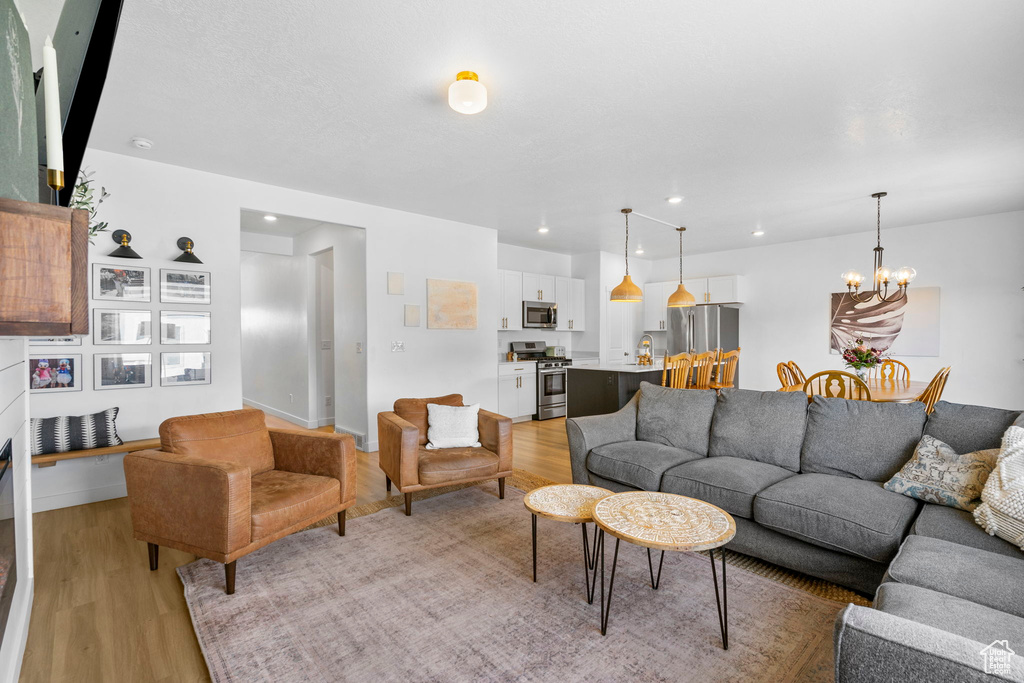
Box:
[180,479,851,682]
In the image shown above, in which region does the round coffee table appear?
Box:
[524,484,613,603]
[592,491,736,645]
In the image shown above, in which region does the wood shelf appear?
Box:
[32,438,161,467]
[0,197,89,336]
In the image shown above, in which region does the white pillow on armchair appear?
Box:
[425,403,482,449]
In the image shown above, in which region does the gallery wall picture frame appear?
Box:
[160,352,212,387]
[160,310,212,344]
[92,263,151,302]
[404,304,420,327]
[387,272,405,295]
[29,355,83,393]
[93,308,153,345]
[94,352,153,390]
[160,268,211,304]
[29,336,82,346]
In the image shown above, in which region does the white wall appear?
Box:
[647,211,1024,409]
[0,338,33,683]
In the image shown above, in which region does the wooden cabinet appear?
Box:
[554,276,586,331]
[497,270,523,330]
[0,199,88,335]
[498,363,536,419]
[522,273,555,302]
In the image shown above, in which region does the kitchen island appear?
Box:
[567,363,664,418]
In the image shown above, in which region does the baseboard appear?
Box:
[0,577,34,683]
[32,483,127,513]
[243,398,317,429]
[317,417,334,428]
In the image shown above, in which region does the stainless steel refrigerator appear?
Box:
[666,305,740,383]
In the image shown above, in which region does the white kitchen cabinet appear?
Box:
[569,278,586,331]
[498,270,523,330]
[643,281,672,332]
[555,276,571,331]
[522,273,555,302]
[683,277,709,305]
[707,275,743,304]
[498,362,537,419]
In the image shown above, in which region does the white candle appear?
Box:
[42,35,63,174]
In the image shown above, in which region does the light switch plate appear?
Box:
[391,341,405,352]
[321,340,331,350]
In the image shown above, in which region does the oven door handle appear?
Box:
[538,368,566,375]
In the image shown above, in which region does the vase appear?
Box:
[855,368,868,382]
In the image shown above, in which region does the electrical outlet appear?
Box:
[325,396,332,407]
[321,340,332,350]
[95,454,109,464]
[391,341,405,352]
[356,342,362,354]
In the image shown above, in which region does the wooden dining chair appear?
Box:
[787,361,807,385]
[916,367,951,414]
[710,348,741,392]
[870,359,911,382]
[777,362,797,389]
[803,370,872,401]
[689,351,718,390]
[661,353,692,389]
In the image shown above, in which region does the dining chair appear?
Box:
[661,353,692,389]
[787,361,807,385]
[710,348,741,391]
[916,367,951,414]
[689,351,718,390]
[777,362,797,389]
[870,359,911,382]
[803,370,872,401]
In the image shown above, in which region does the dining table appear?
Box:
[781,377,930,403]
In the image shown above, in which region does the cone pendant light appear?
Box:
[667,226,696,307]
[610,209,643,302]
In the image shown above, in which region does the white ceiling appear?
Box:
[78,0,1024,258]
[239,209,336,237]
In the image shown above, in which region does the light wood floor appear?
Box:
[19,416,572,682]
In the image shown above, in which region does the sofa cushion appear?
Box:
[661,457,795,519]
[636,382,717,455]
[753,473,919,562]
[887,535,1024,618]
[394,394,464,446]
[911,503,1022,559]
[882,435,999,511]
[874,582,1024,651]
[418,446,499,486]
[161,408,275,475]
[250,470,340,540]
[800,397,926,481]
[709,389,807,471]
[588,440,704,491]
[924,400,1022,455]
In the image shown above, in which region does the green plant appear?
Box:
[68,168,110,244]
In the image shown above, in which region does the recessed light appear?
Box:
[752,229,765,237]
[666,196,683,204]
[130,136,153,150]
[537,227,549,233]
[635,246,645,255]
[264,214,278,222]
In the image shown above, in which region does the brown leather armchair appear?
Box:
[123,409,356,594]
[377,394,512,516]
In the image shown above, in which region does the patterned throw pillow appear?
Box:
[30,407,123,456]
[883,435,999,510]
[974,426,1024,550]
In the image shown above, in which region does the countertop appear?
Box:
[569,362,664,373]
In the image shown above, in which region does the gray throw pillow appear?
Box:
[883,435,999,510]
[636,382,716,455]
[30,407,122,456]
[709,389,807,471]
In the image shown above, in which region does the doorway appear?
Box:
[313,249,335,427]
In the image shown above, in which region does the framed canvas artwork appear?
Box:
[161,352,211,387]
[160,311,212,344]
[160,269,211,304]
[92,263,151,302]
[94,353,152,390]
[830,287,940,356]
[93,309,152,345]
[29,355,82,393]
[426,279,478,330]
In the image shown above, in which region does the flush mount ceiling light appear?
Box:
[537,226,549,233]
[752,229,765,237]
[667,227,696,308]
[610,209,643,303]
[263,214,277,222]
[635,244,644,255]
[666,196,683,204]
[130,137,153,150]
[841,192,916,303]
[448,71,487,115]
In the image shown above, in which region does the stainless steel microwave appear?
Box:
[523,301,557,329]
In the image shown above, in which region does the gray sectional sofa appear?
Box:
[566,382,1024,682]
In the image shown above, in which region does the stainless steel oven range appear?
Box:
[509,341,572,420]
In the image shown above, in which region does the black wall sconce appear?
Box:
[174,237,203,264]
[108,230,143,259]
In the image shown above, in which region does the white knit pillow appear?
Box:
[425,403,481,449]
[973,426,1024,551]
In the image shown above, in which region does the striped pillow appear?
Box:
[30,408,123,456]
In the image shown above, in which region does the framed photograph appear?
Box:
[160,311,212,344]
[93,309,152,345]
[92,263,151,302]
[29,336,82,346]
[161,269,211,304]
[94,353,152,390]
[29,355,82,393]
[161,352,211,387]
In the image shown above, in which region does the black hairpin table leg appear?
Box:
[531,513,537,582]
[647,547,666,589]
[708,547,729,650]
[582,523,599,604]
[598,531,621,636]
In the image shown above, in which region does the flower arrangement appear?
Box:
[68,168,111,244]
[841,338,884,379]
